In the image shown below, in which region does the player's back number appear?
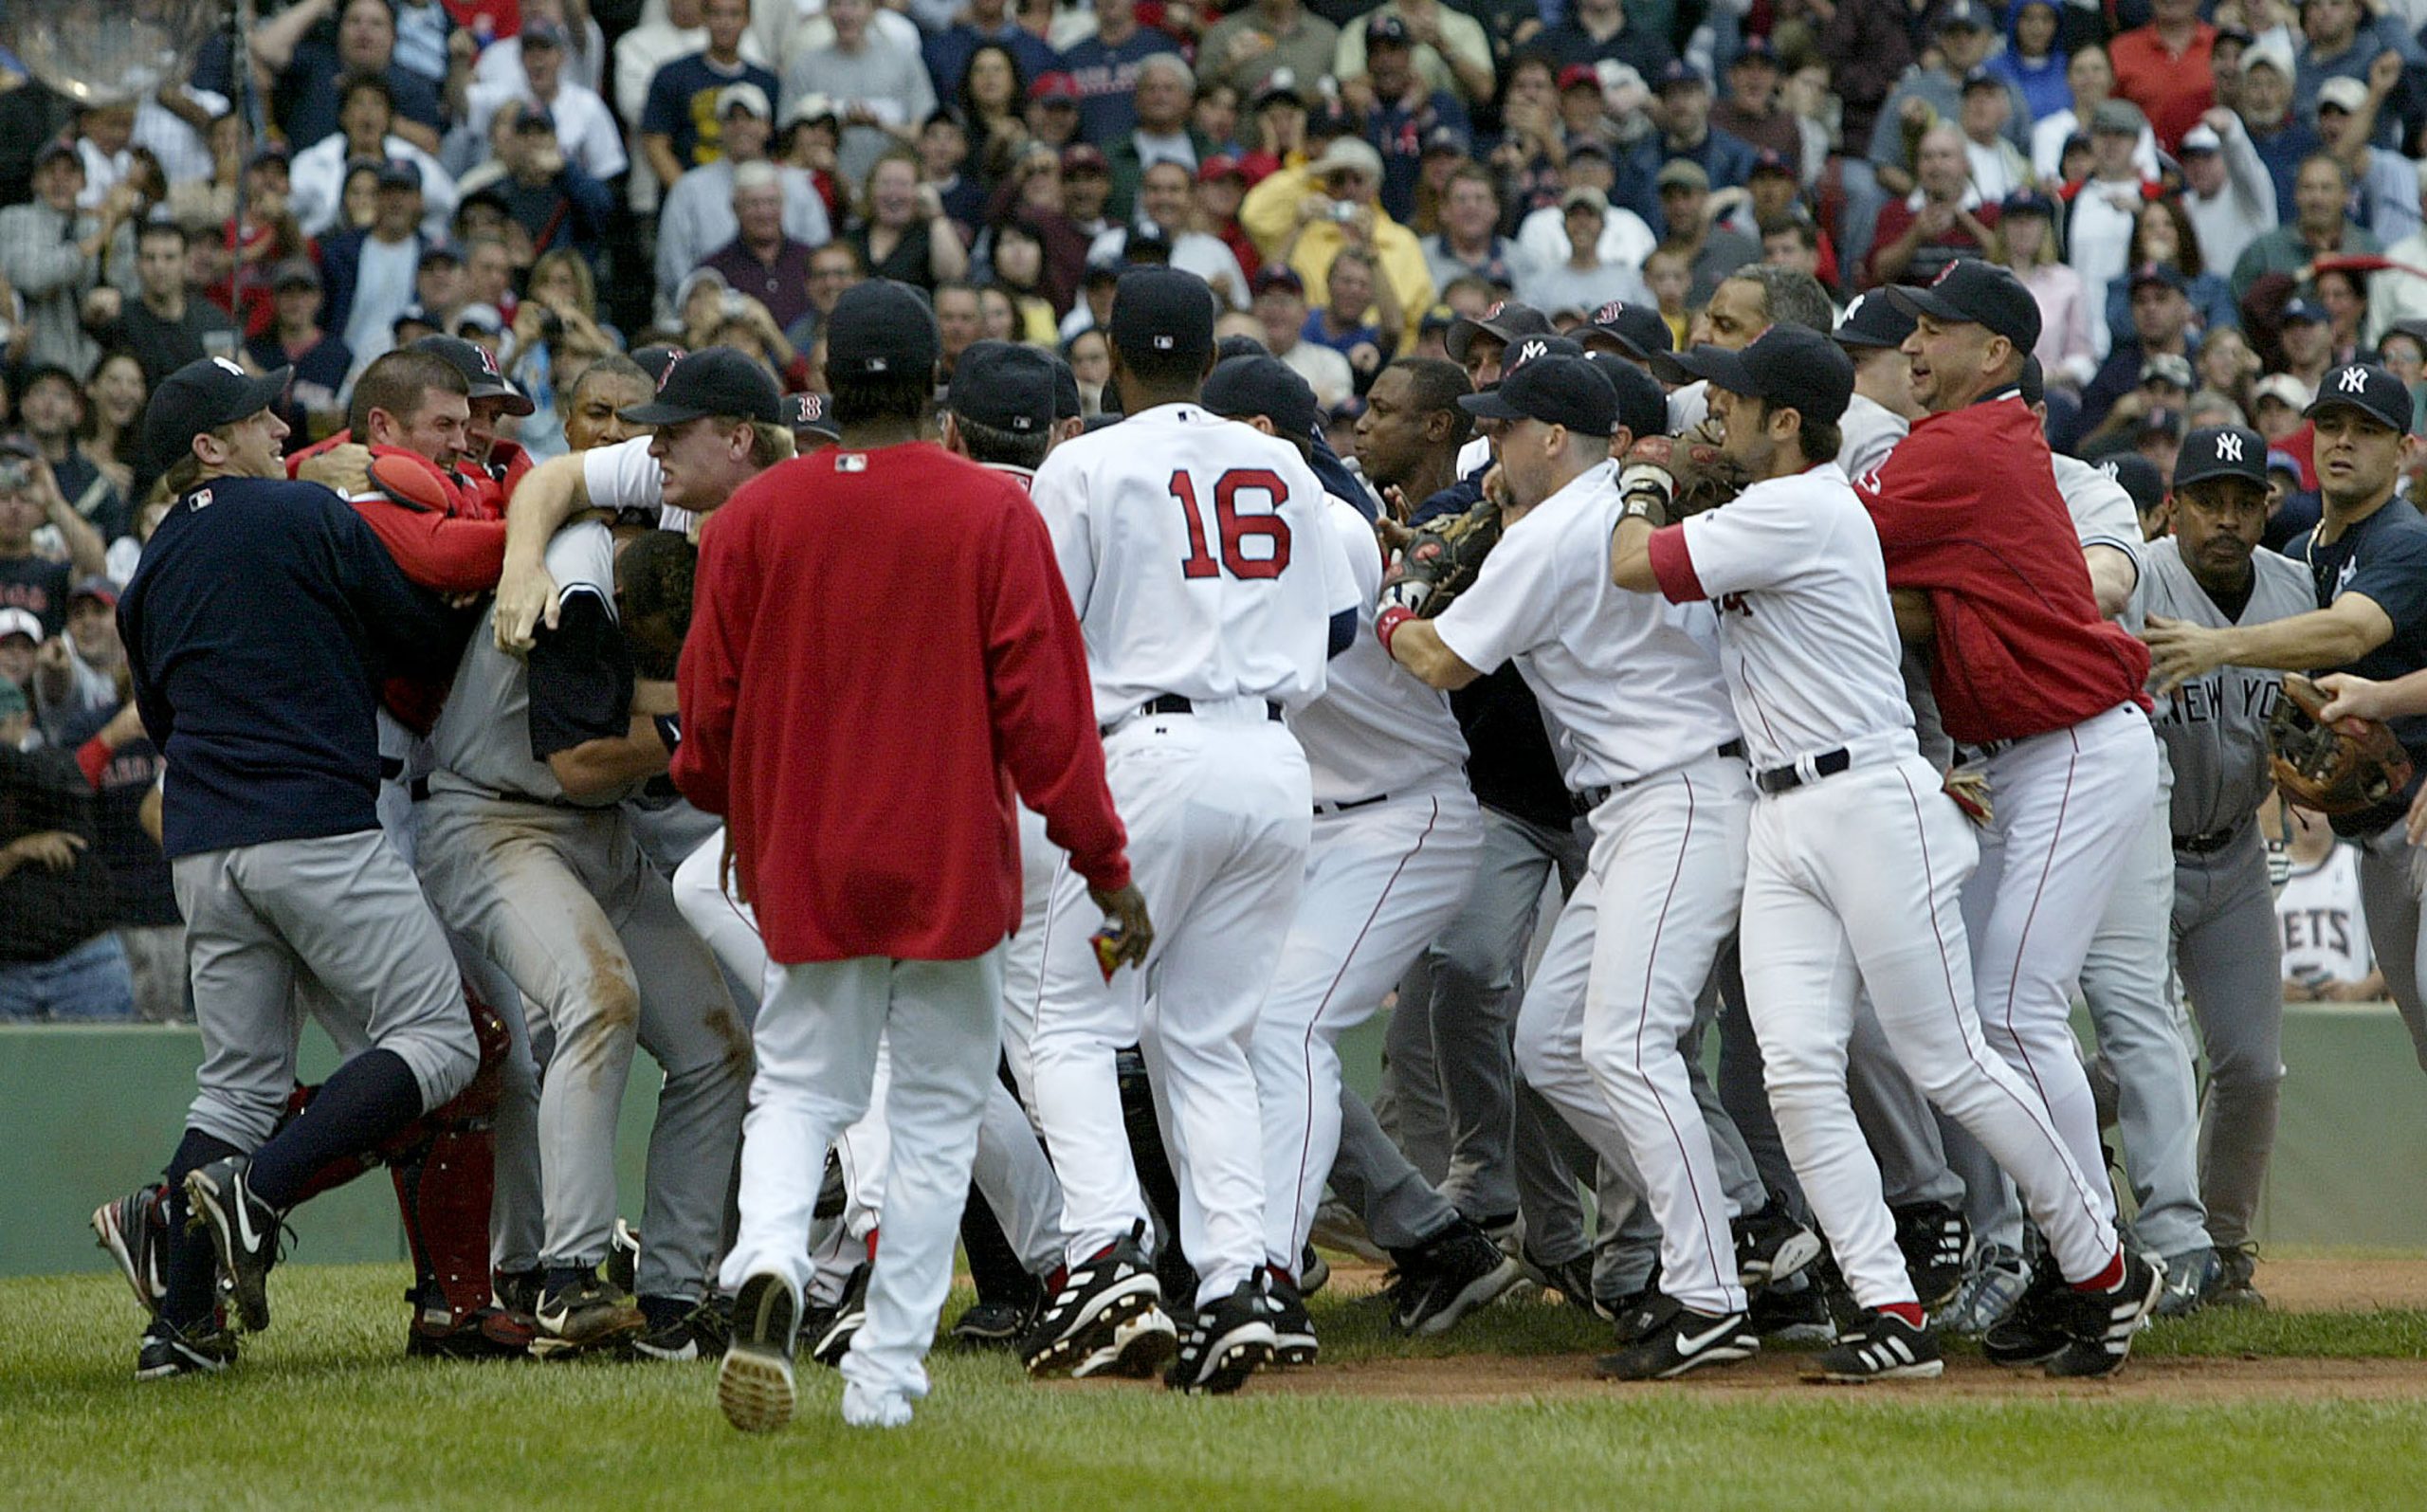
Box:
[1170,468,1293,581]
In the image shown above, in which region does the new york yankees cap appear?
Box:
[2170,425,2267,490]
[2106,453,2167,515]
[618,345,785,426]
[1459,350,1617,435]
[1201,354,1320,442]
[1577,299,1673,361]
[412,334,536,415]
[1834,290,1915,351]
[1885,259,2040,355]
[1447,301,1556,364]
[947,340,1058,435]
[1652,325,1854,428]
[1108,265,1216,368]
[823,278,943,384]
[2305,361,2412,433]
[144,355,291,474]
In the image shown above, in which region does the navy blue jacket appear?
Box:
[119,475,464,859]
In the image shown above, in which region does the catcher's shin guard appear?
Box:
[395,988,511,1324]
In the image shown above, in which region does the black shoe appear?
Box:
[1388,1222,1524,1337]
[183,1157,283,1333]
[809,1263,869,1368]
[531,1270,645,1358]
[135,1317,238,1380]
[632,1293,731,1361]
[1165,1278,1275,1394]
[2208,1244,2267,1310]
[1021,1222,1166,1377]
[1750,1282,1836,1345]
[1299,1243,1329,1297]
[1733,1198,1822,1295]
[1591,1295,1758,1381]
[718,1272,798,1433]
[493,1266,544,1320]
[1980,1257,2070,1367]
[1805,1308,1943,1383]
[605,1219,640,1298]
[1514,1243,1599,1318]
[1264,1268,1318,1366]
[949,1299,1031,1349]
[2044,1251,2162,1379]
[1598,1286,1659,1345]
[1891,1200,1969,1310]
[93,1183,169,1319]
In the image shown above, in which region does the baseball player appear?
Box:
[1832,293,1918,479]
[1615,326,2158,1380]
[1378,350,1773,1380]
[2147,362,2427,1067]
[114,357,480,1376]
[1021,266,1360,1396]
[677,282,1142,1434]
[2144,424,2314,1311]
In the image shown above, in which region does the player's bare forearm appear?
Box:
[2084,543,2137,621]
[2144,599,2391,693]
[543,717,671,798]
[2317,667,2427,722]
[1381,614,1483,689]
[1608,515,1657,593]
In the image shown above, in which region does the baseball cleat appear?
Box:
[948,1300,1032,1350]
[531,1271,645,1358]
[1939,1241,2031,1336]
[2153,1247,2222,1319]
[1389,1222,1524,1337]
[1891,1199,1970,1310]
[1804,1308,1943,1383]
[632,1293,733,1361]
[2208,1244,2267,1310]
[605,1219,641,1298]
[718,1272,799,1433]
[93,1184,169,1318]
[408,1303,538,1359]
[1733,1199,1823,1295]
[1165,1279,1275,1395]
[1592,1296,1759,1381]
[1299,1244,1329,1298]
[808,1263,870,1368]
[183,1157,283,1333]
[1022,1223,1165,1377]
[1070,1306,1179,1378]
[1263,1269,1319,1367]
[1513,1243,1600,1318]
[2043,1250,2163,1379]
[1980,1260,2071,1367]
[1750,1282,1837,1345]
[134,1317,238,1381]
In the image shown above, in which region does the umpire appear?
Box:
[117,357,479,1377]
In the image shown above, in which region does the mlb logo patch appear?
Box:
[837,453,867,472]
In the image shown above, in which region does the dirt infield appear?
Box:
[2262,1257,2427,1313]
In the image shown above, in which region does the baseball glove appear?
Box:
[1385,499,1504,619]
[1618,421,1749,527]
[2269,673,2416,815]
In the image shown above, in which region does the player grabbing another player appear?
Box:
[680,281,1144,1433]
[1613,327,2157,1380]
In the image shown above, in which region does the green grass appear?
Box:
[6,1266,2427,1511]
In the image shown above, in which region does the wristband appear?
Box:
[1376,604,1414,656]
[653,713,682,754]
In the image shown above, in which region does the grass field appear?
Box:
[8,1262,2427,1511]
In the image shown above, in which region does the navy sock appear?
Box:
[160,1128,246,1331]
[248,1049,423,1211]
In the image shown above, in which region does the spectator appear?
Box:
[0,142,140,381]
[933,282,983,378]
[1197,155,1261,281]
[2276,296,2336,390]
[2196,322,2264,413]
[393,0,462,90]
[18,373,124,554]
[778,95,850,228]
[0,450,100,641]
[956,46,1034,189]
[247,261,354,443]
[784,240,864,353]
[2079,264,2202,438]
[1486,52,1566,225]
[0,677,135,1023]
[1026,72,1088,159]
[2101,197,2240,350]
[2030,43,2161,183]
[1535,0,1672,81]
[1277,136,1434,350]
[1194,79,1246,161]
[1093,160,1251,307]
[1197,0,1340,100]
[783,0,938,190]
[1250,265,1353,408]
[472,0,609,97]
[701,162,821,333]
[1517,185,1652,317]
[323,160,433,377]
[640,0,783,188]
[657,84,833,319]
[2313,264,2371,366]
[1655,159,1760,305]
[846,151,971,291]
[1956,68,2033,204]
[463,19,630,183]
[1302,246,1397,388]
[925,0,1062,98]
[1992,0,2071,125]
[982,221,1062,341]
[31,576,121,740]
[1761,212,1829,289]
[1637,62,1761,203]
[81,355,147,512]
[1064,325,1111,413]
[2179,109,2279,279]
[1357,17,1469,228]
[1642,241,1692,347]
[1332,0,1496,111]
[1061,143,1118,241]
[1516,142,1656,281]
[70,103,138,211]
[2110,0,2219,152]
[2313,68,2422,246]
[1105,54,1211,222]
[288,74,459,241]
[413,241,469,333]
[1554,66,1622,165]
[2231,153,2382,302]
[1998,191,2096,390]
[90,224,237,391]
[1865,123,2001,289]
[508,250,622,464]
[2078,349,2196,458]
[2066,100,2162,355]
[2237,42,2323,216]
[0,610,37,702]
[1867,2,2030,200]
[1710,37,1800,173]
[134,77,233,193]
[2293,0,2409,129]
[1815,0,1922,174]
[484,102,616,264]
[1422,163,1543,296]
[257,0,447,155]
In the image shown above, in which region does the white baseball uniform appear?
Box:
[1253,500,1485,1271]
[1432,459,1753,1317]
[1644,461,2122,1312]
[1027,403,1359,1301]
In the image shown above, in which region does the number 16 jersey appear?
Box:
[1031,403,1360,727]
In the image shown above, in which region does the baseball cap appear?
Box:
[1197,154,1246,183]
[2089,99,2145,137]
[2018,353,2045,408]
[67,574,118,610]
[1061,143,1109,176]
[0,607,43,644]
[1049,352,1081,421]
[2172,424,2270,490]
[2251,372,2314,410]
[392,305,436,337]
[374,159,423,191]
[1558,64,1599,93]
[2318,76,2369,115]
[1960,66,2003,96]
[1252,69,1307,110]
[1306,137,1384,183]
[619,345,785,426]
[1366,12,1412,47]
[452,302,504,337]
[1565,137,1613,165]
[784,392,841,442]
[521,18,568,48]
[2105,453,2168,514]
[2001,189,2056,220]
[1458,351,1616,434]
[1578,299,1673,360]
[1251,265,1305,299]
[1422,124,1472,158]
[632,345,686,386]
[1733,36,1779,66]
[1935,0,1989,30]
[1201,354,1320,442]
[1561,184,1610,215]
[271,258,321,290]
[2140,353,2194,391]
[2129,263,2187,295]
[418,240,463,268]
[1583,352,1669,441]
[718,82,772,119]
[1656,60,1707,92]
[32,138,79,172]
[1655,159,1710,193]
[1029,71,1080,104]
[2181,123,2223,155]
[1748,148,1796,180]
[788,93,840,126]
[1418,304,1456,338]
[413,334,538,416]
[2305,361,2412,432]
[1834,290,1916,351]
[2281,297,2327,326]
[948,340,1057,435]
[1652,325,1855,428]
[143,356,290,474]
[824,279,942,382]
[1447,301,1556,364]
[249,141,292,171]
[510,101,557,135]
[1886,259,2040,354]
[1108,265,1215,368]
[2242,39,2294,77]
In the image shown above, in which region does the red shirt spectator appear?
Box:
[2108,4,2217,153]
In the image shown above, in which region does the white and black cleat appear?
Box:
[183,1157,282,1334]
[1164,1280,1275,1395]
[718,1271,799,1433]
[1592,1295,1759,1381]
[1022,1222,1165,1377]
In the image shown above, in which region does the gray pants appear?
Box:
[2357,823,2427,1072]
[417,790,749,1302]
[1327,1085,1463,1250]
[2171,823,2286,1250]
[173,830,478,1149]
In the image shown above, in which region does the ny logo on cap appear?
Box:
[2339,367,2370,394]
[2217,431,2244,463]
[1593,301,1626,323]
[1516,338,1547,365]
[210,355,245,377]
